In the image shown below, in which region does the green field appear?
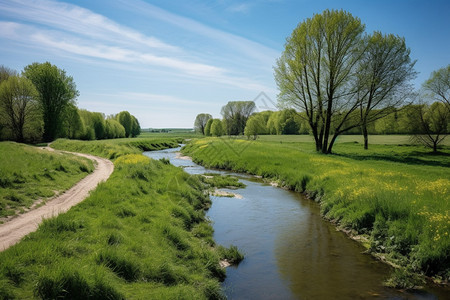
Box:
[0,142,94,220]
[0,139,236,299]
[182,137,450,282]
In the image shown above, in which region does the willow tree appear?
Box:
[23,62,79,142]
[221,101,256,135]
[356,32,416,149]
[275,9,365,153]
[194,113,212,135]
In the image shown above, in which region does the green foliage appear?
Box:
[117,111,132,138]
[0,142,94,218]
[0,152,225,299]
[210,119,224,137]
[423,64,449,107]
[23,62,79,142]
[194,113,212,135]
[217,245,244,265]
[130,115,141,137]
[0,75,43,143]
[183,137,450,278]
[204,118,213,136]
[221,101,256,135]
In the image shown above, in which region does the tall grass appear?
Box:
[182,138,450,279]
[0,153,228,299]
[0,142,94,219]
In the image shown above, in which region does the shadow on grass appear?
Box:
[334,150,450,168]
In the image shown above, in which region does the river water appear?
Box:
[144,147,448,299]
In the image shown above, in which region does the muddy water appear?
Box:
[144,147,447,299]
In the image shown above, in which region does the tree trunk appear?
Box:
[362,122,369,150]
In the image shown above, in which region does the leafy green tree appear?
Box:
[204,118,213,136]
[423,65,449,108]
[244,114,266,139]
[130,115,141,137]
[0,76,42,142]
[221,101,256,135]
[275,9,365,153]
[91,112,106,140]
[194,113,212,135]
[78,109,96,140]
[210,119,224,137]
[23,62,79,142]
[62,103,84,139]
[105,118,125,139]
[410,102,449,152]
[356,32,416,149]
[117,111,132,137]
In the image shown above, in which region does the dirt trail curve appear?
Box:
[0,148,114,251]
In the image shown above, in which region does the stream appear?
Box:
[144,147,448,299]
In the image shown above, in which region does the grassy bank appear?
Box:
[51,137,182,159]
[182,137,450,283]
[0,150,228,299]
[0,142,94,220]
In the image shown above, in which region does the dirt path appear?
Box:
[0,149,114,251]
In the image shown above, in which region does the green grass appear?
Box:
[257,134,450,146]
[51,137,183,159]
[182,137,450,280]
[0,142,94,219]
[0,153,230,299]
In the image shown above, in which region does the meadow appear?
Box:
[0,137,239,299]
[182,136,450,283]
[0,142,94,220]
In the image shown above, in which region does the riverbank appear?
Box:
[0,138,232,299]
[182,137,450,286]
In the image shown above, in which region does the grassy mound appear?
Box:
[0,142,94,219]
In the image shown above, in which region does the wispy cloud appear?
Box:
[117,0,279,65]
[227,3,252,13]
[0,0,178,52]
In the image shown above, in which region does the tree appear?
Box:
[356,32,416,149]
[0,65,17,85]
[423,65,449,108]
[194,113,212,135]
[244,114,266,139]
[221,101,256,135]
[62,103,84,139]
[410,102,449,153]
[130,115,141,137]
[275,9,365,153]
[0,76,42,142]
[116,111,132,137]
[204,118,213,136]
[210,119,224,137]
[23,62,79,142]
[105,118,126,139]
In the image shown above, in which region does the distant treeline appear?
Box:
[0,62,140,143]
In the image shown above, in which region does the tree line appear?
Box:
[0,62,140,143]
[194,10,448,153]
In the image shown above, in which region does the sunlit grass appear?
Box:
[0,142,94,219]
[0,152,228,299]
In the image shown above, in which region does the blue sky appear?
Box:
[1,0,449,128]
